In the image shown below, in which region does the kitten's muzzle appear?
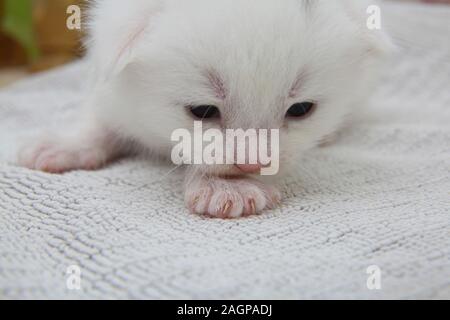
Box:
[235,164,263,174]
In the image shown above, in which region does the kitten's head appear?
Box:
[90,0,392,177]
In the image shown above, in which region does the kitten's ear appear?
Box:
[364,4,396,57]
[87,0,163,80]
[342,0,396,56]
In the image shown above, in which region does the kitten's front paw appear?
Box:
[185,176,281,218]
[18,139,109,173]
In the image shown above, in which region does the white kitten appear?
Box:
[18,0,391,218]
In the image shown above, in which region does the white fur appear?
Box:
[19,0,391,218]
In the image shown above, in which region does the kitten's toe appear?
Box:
[18,141,108,173]
[18,141,51,169]
[185,177,281,218]
[207,189,245,218]
[185,183,214,215]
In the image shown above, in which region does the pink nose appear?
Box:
[235,164,262,174]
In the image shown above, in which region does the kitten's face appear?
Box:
[113,0,390,176]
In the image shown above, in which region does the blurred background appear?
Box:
[0,0,83,87]
[0,0,448,88]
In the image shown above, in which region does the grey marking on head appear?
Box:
[289,72,307,99]
[205,70,227,101]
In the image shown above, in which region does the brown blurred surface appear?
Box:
[31,0,84,72]
[0,67,27,87]
[0,1,27,68]
[0,0,84,87]
[0,0,84,74]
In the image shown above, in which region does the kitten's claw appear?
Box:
[185,176,281,218]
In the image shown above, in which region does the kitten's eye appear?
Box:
[286,102,316,118]
[189,105,221,119]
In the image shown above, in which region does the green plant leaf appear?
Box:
[2,0,39,61]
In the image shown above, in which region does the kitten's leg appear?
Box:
[185,171,281,218]
[18,118,122,173]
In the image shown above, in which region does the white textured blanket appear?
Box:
[0,2,449,299]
